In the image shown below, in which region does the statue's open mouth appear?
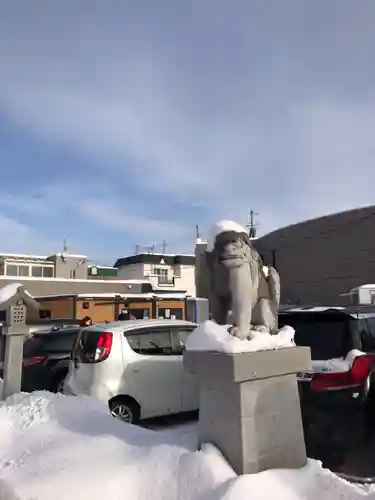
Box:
[219,255,243,262]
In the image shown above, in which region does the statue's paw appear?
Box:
[228,325,249,340]
[251,325,270,334]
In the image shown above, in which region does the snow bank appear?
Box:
[185,320,295,353]
[0,392,371,500]
[206,220,248,252]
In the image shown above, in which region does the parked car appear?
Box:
[28,318,82,335]
[279,305,375,466]
[21,327,82,393]
[63,319,198,423]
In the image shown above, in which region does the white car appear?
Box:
[63,319,199,424]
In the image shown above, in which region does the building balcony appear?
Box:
[157,276,175,287]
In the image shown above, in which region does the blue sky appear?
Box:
[1,1,375,265]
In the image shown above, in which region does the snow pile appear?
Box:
[206,220,248,252]
[0,392,372,500]
[0,392,224,500]
[0,283,32,305]
[185,320,295,353]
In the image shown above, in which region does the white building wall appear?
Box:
[177,264,196,296]
[116,261,196,296]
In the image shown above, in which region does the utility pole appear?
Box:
[246,210,259,238]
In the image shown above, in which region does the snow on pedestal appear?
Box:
[185,320,295,354]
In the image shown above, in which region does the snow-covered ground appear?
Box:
[0,392,373,500]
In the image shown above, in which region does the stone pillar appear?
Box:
[184,346,312,475]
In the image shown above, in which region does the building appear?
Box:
[254,206,375,305]
[37,291,191,323]
[194,206,375,306]
[0,251,147,297]
[114,252,196,296]
[88,264,118,279]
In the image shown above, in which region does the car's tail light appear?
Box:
[23,356,47,367]
[311,355,375,391]
[94,332,113,362]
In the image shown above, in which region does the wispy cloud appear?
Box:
[1,0,375,258]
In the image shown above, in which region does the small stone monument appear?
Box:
[0,283,40,400]
[184,221,312,475]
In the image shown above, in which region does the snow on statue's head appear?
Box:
[207,220,259,269]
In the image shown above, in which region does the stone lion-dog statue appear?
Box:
[205,220,280,340]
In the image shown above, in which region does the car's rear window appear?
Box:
[23,330,79,357]
[278,312,352,360]
[74,329,103,362]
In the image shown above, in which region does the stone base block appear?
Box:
[184,347,311,475]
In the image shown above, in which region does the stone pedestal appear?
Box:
[184,346,312,475]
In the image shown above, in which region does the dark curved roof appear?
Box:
[114,253,195,268]
[257,205,375,243]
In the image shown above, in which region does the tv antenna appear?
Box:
[161,239,168,254]
[246,210,259,238]
[63,238,68,253]
[134,244,155,254]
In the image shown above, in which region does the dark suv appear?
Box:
[21,327,81,393]
[279,306,375,468]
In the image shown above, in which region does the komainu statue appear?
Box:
[206,220,280,340]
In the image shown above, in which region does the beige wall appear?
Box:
[0,277,146,297]
[117,263,145,280]
[38,298,75,318]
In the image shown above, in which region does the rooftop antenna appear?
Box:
[246,210,259,238]
[63,238,68,253]
[135,244,140,254]
[161,239,168,254]
[196,224,200,239]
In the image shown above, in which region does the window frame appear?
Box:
[125,326,173,356]
[42,266,54,278]
[124,325,195,356]
[5,264,18,276]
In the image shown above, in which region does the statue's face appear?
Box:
[214,231,251,268]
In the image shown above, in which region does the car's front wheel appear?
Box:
[109,397,140,425]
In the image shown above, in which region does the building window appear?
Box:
[18,265,30,277]
[43,267,54,278]
[153,267,168,280]
[6,265,18,276]
[70,269,76,279]
[4,263,54,278]
[31,266,43,277]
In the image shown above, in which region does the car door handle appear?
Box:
[132,368,140,373]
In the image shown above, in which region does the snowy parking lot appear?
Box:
[0,391,374,500]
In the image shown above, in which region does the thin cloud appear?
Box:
[1,0,375,254]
